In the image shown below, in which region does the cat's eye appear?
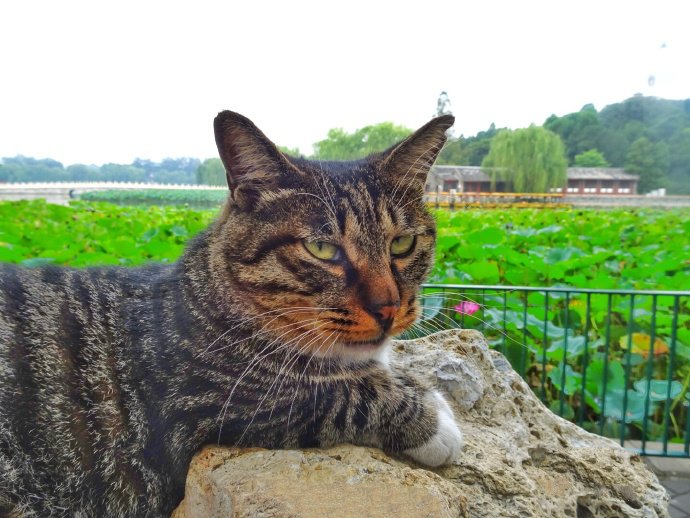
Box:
[303,239,341,261]
[391,235,415,256]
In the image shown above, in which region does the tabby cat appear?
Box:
[0,111,462,517]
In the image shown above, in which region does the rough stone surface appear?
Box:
[173,330,669,518]
[171,446,467,518]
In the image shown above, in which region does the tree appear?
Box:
[544,104,602,164]
[597,128,628,166]
[278,145,301,156]
[100,164,147,182]
[66,164,102,181]
[481,126,567,192]
[624,137,668,193]
[312,122,411,160]
[132,157,199,184]
[196,158,226,186]
[0,156,67,182]
[573,149,609,167]
[438,123,500,165]
[667,128,690,194]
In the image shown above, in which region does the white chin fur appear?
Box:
[316,338,392,365]
[404,390,463,467]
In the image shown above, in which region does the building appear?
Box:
[560,168,638,195]
[426,166,639,195]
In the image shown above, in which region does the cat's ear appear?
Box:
[380,115,454,187]
[214,111,301,208]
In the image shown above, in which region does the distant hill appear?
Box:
[3,96,689,194]
[439,95,690,194]
[0,157,200,185]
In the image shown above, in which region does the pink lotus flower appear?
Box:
[454,301,480,316]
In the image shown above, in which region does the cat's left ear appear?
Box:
[380,115,454,187]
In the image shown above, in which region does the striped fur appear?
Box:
[0,111,459,517]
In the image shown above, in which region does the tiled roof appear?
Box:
[566,168,639,180]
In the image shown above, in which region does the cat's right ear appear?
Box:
[214,111,301,209]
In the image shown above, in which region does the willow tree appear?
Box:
[481,126,567,192]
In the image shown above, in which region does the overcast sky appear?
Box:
[1,0,688,166]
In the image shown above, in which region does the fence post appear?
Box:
[449,189,456,210]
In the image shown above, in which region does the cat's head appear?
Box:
[209,111,453,361]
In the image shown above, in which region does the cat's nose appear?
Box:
[365,302,400,332]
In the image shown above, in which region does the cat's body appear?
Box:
[0,112,462,517]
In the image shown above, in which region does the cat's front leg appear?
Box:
[320,370,463,468]
[402,389,463,467]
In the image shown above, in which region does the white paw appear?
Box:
[404,390,463,467]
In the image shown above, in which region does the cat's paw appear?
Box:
[404,390,463,467]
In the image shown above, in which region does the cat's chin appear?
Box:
[315,337,392,364]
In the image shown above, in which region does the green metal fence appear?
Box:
[416,283,690,458]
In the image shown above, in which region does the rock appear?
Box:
[171,446,467,518]
[173,330,669,518]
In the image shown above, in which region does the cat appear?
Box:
[0,110,463,517]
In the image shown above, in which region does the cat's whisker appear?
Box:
[197,306,310,356]
[418,290,521,300]
[405,319,481,363]
[390,143,440,210]
[316,158,338,217]
[235,324,331,445]
[215,315,331,430]
[389,143,435,204]
[203,318,305,359]
[197,306,337,357]
[217,318,324,396]
[267,326,336,422]
[203,314,316,357]
[397,189,435,213]
[215,318,326,439]
[291,192,339,227]
[200,307,338,357]
[286,329,341,434]
[313,163,339,223]
[417,292,539,316]
[414,309,534,353]
[415,291,548,350]
[310,329,342,424]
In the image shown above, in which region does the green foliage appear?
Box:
[625,137,669,193]
[437,123,500,166]
[668,128,690,194]
[427,206,690,442]
[544,104,602,164]
[2,200,689,443]
[573,148,609,168]
[80,189,227,208]
[7,201,688,292]
[312,122,412,160]
[545,96,690,193]
[278,145,301,156]
[0,200,216,266]
[195,158,227,186]
[432,207,689,290]
[1,156,67,181]
[481,126,568,192]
